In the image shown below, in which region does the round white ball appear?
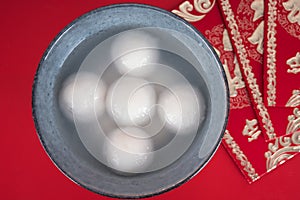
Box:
[158,84,205,135]
[103,127,153,174]
[110,30,159,77]
[59,72,106,122]
[106,77,156,126]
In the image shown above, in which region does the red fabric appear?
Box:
[2,0,300,199]
[263,0,300,107]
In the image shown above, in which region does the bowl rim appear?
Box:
[32,3,229,199]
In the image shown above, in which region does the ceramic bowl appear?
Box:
[32,4,229,198]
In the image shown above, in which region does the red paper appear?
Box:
[217,0,299,140]
[173,0,300,183]
[264,0,300,107]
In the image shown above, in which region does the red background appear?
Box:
[1,0,300,199]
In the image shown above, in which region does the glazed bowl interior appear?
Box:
[32,4,229,198]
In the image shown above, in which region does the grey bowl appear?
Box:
[32,3,229,199]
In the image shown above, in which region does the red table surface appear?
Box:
[1,0,300,199]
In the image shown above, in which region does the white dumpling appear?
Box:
[103,127,153,174]
[106,77,156,126]
[158,84,205,135]
[110,30,159,77]
[59,72,106,122]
